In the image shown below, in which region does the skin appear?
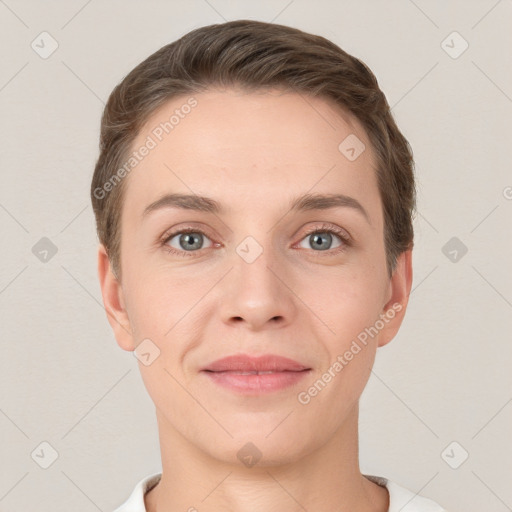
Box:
[98,88,413,512]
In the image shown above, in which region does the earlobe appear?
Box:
[97,244,135,351]
[378,249,413,348]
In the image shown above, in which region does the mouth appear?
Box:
[201,354,311,394]
[204,370,304,375]
[201,353,310,372]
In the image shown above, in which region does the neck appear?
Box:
[145,403,389,512]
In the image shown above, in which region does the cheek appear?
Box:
[123,268,208,342]
[303,276,381,409]
[298,265,385,340]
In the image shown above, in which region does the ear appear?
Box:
[97,243,135,351]
[377,249,413,348]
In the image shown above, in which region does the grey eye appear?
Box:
[167,231,213,251]
[298,231,342,251]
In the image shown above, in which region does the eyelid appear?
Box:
[160,222,214,243]
[159,225,216,256]
[159,221,352,257]
[298,222,352,244]
[292,222,352,255]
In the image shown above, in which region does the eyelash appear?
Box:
[159,223,352,258]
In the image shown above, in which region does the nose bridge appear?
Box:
[233,232,282,298]
[235,234,267,267]
[218,230,296,328]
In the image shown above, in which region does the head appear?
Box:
[92,20,415,466]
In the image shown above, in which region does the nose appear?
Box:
[217,240,297,331]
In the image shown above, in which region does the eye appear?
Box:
[296,223,351,254]
[162,228,214,256]
[159,223,351,258]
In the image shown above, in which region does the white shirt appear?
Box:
[112,472,448,511]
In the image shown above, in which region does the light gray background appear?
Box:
[1,1,511,511]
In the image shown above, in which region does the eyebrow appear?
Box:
[142,192,371,224]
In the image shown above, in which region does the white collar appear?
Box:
[113,472,446,512]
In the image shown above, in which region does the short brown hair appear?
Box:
[91,19,416,280]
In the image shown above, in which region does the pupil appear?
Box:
[182,233,201,250]
[312,232,331,250]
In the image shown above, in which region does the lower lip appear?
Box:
[202,370,311,394]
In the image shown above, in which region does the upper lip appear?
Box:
[201,354,310,372]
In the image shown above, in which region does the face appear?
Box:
[98,87,411,466]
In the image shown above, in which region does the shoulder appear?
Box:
[112,473,162,512]
[364,474,448,512]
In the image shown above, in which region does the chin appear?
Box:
[202,428,314,468]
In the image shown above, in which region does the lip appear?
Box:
[201,354,311,394]
[202,354,310,372]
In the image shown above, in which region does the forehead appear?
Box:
[122,88,380,222]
